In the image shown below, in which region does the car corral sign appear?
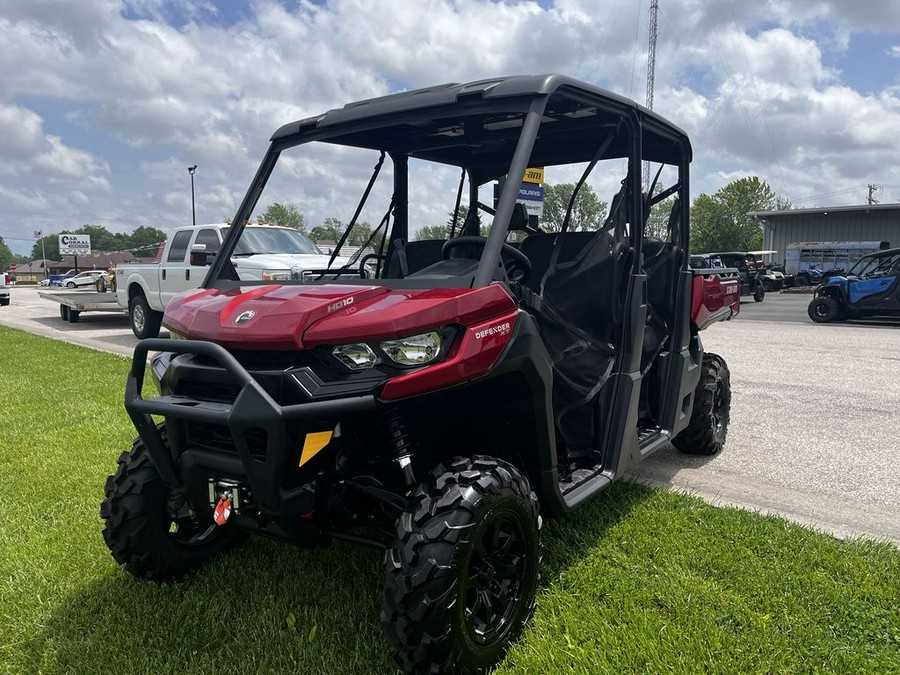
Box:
[59,234,92,256]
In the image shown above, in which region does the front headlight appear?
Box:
[381,331,442,366]
[332,343,377,370]
[261,270,291,281]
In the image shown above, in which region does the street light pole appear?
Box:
[188,165,198,226]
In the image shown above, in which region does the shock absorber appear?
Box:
[383,406,416,487]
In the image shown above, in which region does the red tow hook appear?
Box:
[213,496,233,526]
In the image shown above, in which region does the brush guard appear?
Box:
[125,338,377,514]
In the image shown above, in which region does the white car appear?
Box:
[62,270,106,288]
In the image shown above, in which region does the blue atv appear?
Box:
[807,247,900,322]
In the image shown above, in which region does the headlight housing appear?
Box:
[261,270,291,281]
[380,331,442,366]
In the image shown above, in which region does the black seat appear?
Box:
[518,232,598,293]
[384,239,447,278]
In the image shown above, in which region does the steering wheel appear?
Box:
[441,236,532,283]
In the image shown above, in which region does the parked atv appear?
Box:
[808,247,900,322]
[101,74,739,674]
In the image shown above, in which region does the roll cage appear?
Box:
[205,74,693,292]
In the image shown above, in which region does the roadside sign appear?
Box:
[523,167,544,184]
[517,184,544,218]
[59,234,91,256]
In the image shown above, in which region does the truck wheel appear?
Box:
[0,297,9,306]
[753,284,765,302]
[381,456,541,675]
[130,294,163,339]
[101,427,246,580]
[807,296,841,323]
[59,304,69,321]
[673,353,730,456]
[68,309,80,323]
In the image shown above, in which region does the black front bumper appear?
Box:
[125,339,377,516]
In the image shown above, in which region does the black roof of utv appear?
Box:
[211,74,694,290]
[269,74,692,174]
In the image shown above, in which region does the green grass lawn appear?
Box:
[1,325,898,674]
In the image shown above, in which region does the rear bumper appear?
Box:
[125,338,377,514]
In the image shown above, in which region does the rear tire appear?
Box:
[101,427,246,580]
[753,284,765,302]
[0,298,8,306]
[381,456,541,674]
[59,304,69,321]
[129,294,163,339]
[807,296,841,323]
[673,353,731,456]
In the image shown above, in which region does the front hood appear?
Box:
[233,253,350,270]
[163,283,515,350]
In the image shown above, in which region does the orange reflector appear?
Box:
[299,430,333,467]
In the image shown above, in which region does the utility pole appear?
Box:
[644,0,659,192]
[188,165,198,225]
[867,184,880,205]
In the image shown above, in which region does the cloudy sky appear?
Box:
[1,0,899,255]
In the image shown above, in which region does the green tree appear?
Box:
[646,195,677,240]
[540,183,607,233]
[347,221,375,247]
[73,224,119,251]
[0,237,14,270]
[128,226,167,257]
[690,177,790,252]
[308,217,344,243]
[260,202,306,231]
[415,225,451,241]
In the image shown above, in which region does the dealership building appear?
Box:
[748,203,900,264]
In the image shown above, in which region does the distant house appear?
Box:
[47,251,140,274]
[10,259,54,284]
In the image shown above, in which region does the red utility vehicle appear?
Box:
[102,75,739,674]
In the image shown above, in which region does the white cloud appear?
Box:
[1,0,900,256]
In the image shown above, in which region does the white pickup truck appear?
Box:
[116,223,347,338]
[0,271,10,306]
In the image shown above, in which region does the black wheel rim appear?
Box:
[814,302,830,318]
[711,379,728,441]
[461,511,529,646]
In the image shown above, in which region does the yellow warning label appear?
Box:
[523,167,544,184]
[299,430,333,467]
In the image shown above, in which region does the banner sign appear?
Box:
[517,184,544,217]
[59,234,92,256]
[523,167,544,184]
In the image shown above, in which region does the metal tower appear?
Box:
[644,0,659,191]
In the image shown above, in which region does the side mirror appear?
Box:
[189,244,216,266]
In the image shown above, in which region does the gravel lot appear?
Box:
[2,285,898,544]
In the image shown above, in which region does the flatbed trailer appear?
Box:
[38,291,125,323]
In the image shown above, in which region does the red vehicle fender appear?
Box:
[690,273,740,331]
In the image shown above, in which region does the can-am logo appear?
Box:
[327,297,354,313]
[474,322,511,340]
[234,310,256,326]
